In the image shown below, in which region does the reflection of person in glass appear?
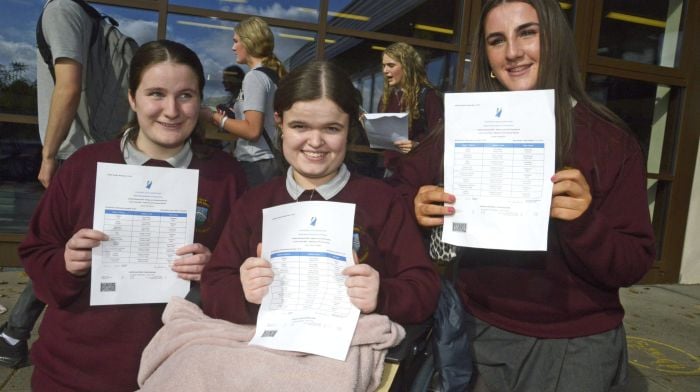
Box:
[216,64,244,120]
[19,40,247,391]
[378,42,443,175]
[203,16,287,187]
[394,1,655,391]
[201,61,440,327]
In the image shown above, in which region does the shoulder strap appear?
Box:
[36,0,101,80]
[254,67,280,86]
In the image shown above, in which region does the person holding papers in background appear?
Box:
[392,1,655,391]
[379,42,443,175]
[18,40,246,391]
[201,60,440,325]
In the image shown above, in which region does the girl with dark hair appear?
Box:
[201,60,440,326]
[19,40,247,391]
[393,1,655,390]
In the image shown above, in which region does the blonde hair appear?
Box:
[380,42,433,127]
[235,16,287,79]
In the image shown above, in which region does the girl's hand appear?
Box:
[414,185,456,227]
[171,243,211,281]
[64,229,108,276]
[551,167,592,221]
[240,243,274,304]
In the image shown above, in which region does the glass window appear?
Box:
[327,0,461,44]
[597,0,685,67]
[90,4,159,47]
[168,0,322,23]
[0,122,42,234]
[167,14,317,107]
[586,74,682,260]
[323,37,457,111]
[559,0,575,27]
[0,0,41,116]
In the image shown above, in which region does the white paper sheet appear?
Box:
[90,162,198,305]
[250,201,360,361]
[363,112,409,151]
[443,90,555,251]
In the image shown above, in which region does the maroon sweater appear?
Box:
[378,87,443,172]
[201,174,440,325]
[19,139,246,392]
[390,104,655,338]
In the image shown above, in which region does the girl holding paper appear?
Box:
[19,40,247,391]
[392,0,655,390]
[379,42,443,174]
[201,61,440,325]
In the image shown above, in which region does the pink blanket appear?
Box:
[137,297,405,391]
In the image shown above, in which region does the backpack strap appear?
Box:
[253,66,280,86]
[36,0,102,80]
[252,67,282,162]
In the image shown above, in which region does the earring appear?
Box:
[489,71,496,79]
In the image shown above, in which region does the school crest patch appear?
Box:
[195,197,211,233]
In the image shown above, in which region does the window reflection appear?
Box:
[598,0,685,67]
[328,0,460,44]
[169,0,321,23]
[586,74,681,260]
[167,14,317,105]
[323,37,457,111]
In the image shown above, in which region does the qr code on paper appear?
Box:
[452,222,467,233]
[100,282,116,292]
[261,330,277,338]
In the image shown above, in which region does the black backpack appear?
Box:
[36,0,138,143]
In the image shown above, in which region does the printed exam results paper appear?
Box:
[90,162,198,305]
[250,201,360,361]
[363,112,409,151]
[443,90,555,251]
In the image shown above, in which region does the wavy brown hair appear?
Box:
[380,42,434,128]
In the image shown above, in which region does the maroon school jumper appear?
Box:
[19,139,246,392]
[390,103,655,338]
[201,173,441,325]
[378,87,443,173]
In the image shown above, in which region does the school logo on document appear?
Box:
[496,107,503,118]
[195,197,211,233]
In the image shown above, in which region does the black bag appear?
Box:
[433,278,473,391]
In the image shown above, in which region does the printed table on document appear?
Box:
[99,210,188,266]
[453,142,545,199]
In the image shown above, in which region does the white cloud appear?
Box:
[0,34,37,82]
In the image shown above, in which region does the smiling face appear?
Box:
[232,33,248,65]
[277,98,349,189]
[484,2,541,91]
[382,53,404,88]
[128,61,201,160]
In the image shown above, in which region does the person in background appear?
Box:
[378,42,443,176]
[18,40,246,391]
[395,0,655,390]
[0,0,132,369]
[202,16,287,187]
[201,60,440,326]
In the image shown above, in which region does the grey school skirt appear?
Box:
[466,312,628,392]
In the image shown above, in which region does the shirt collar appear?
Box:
[285,164,350,200]
[121,128,193,168]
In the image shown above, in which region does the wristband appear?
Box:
[219,114,228,133]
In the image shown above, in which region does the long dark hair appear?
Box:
[123,39,212,158]
[273,61,364,166]
[470,0,629,167]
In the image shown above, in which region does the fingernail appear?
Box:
[448,195,456,203]
[447,207,455,214]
